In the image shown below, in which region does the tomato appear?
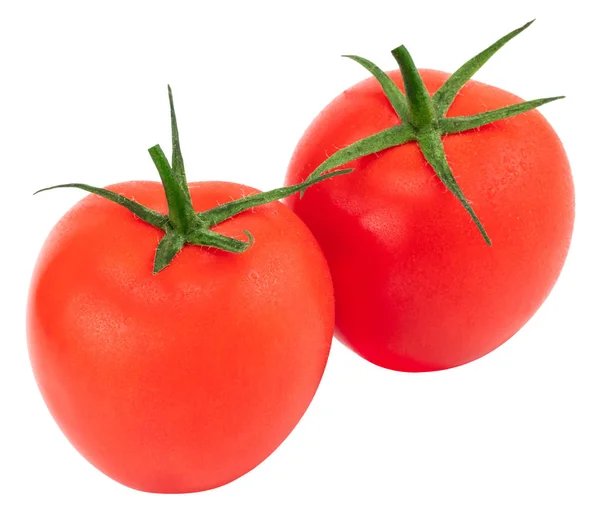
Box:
[27,180,333,493]
[27,88,345,492]
[284,25,574,372]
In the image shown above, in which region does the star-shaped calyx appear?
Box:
[36,87,352,273]
[303,20,563,245]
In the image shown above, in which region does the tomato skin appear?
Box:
[27,181,334,493]
[285,69,574,372]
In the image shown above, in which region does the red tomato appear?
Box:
[285,69,574,372]
[27,180,334,493]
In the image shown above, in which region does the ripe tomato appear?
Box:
[285,59,574,371]
[27,180,334,492]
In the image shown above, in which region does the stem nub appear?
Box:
[148,144,195,233]
[391,45,436,131]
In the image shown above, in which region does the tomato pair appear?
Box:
[27,21,574,493]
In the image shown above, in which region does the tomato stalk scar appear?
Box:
[34,87,352,273]
[304,19,564,245]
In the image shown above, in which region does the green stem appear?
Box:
[148,144,195,233]
[391,46,436,131]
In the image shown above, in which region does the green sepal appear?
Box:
[167,85,192,201]
[34,183,169,230]
[439,96,564,134]
[203,167,354,226]
[305,124,415,183]
[417,132,491,244]
[344,55,409,122]
[187,228,254,253]
[433,19,535,116]
[154,231,186,273]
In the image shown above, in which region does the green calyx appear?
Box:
[306,19,564,245]
[35,86,352,273]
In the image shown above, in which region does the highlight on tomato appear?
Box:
[27,88,350,493]
[285,21,574,372]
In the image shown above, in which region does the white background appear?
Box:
[1,1,598,513]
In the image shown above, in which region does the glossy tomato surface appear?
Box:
[285,69,574,372]
[27,181,334,493]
